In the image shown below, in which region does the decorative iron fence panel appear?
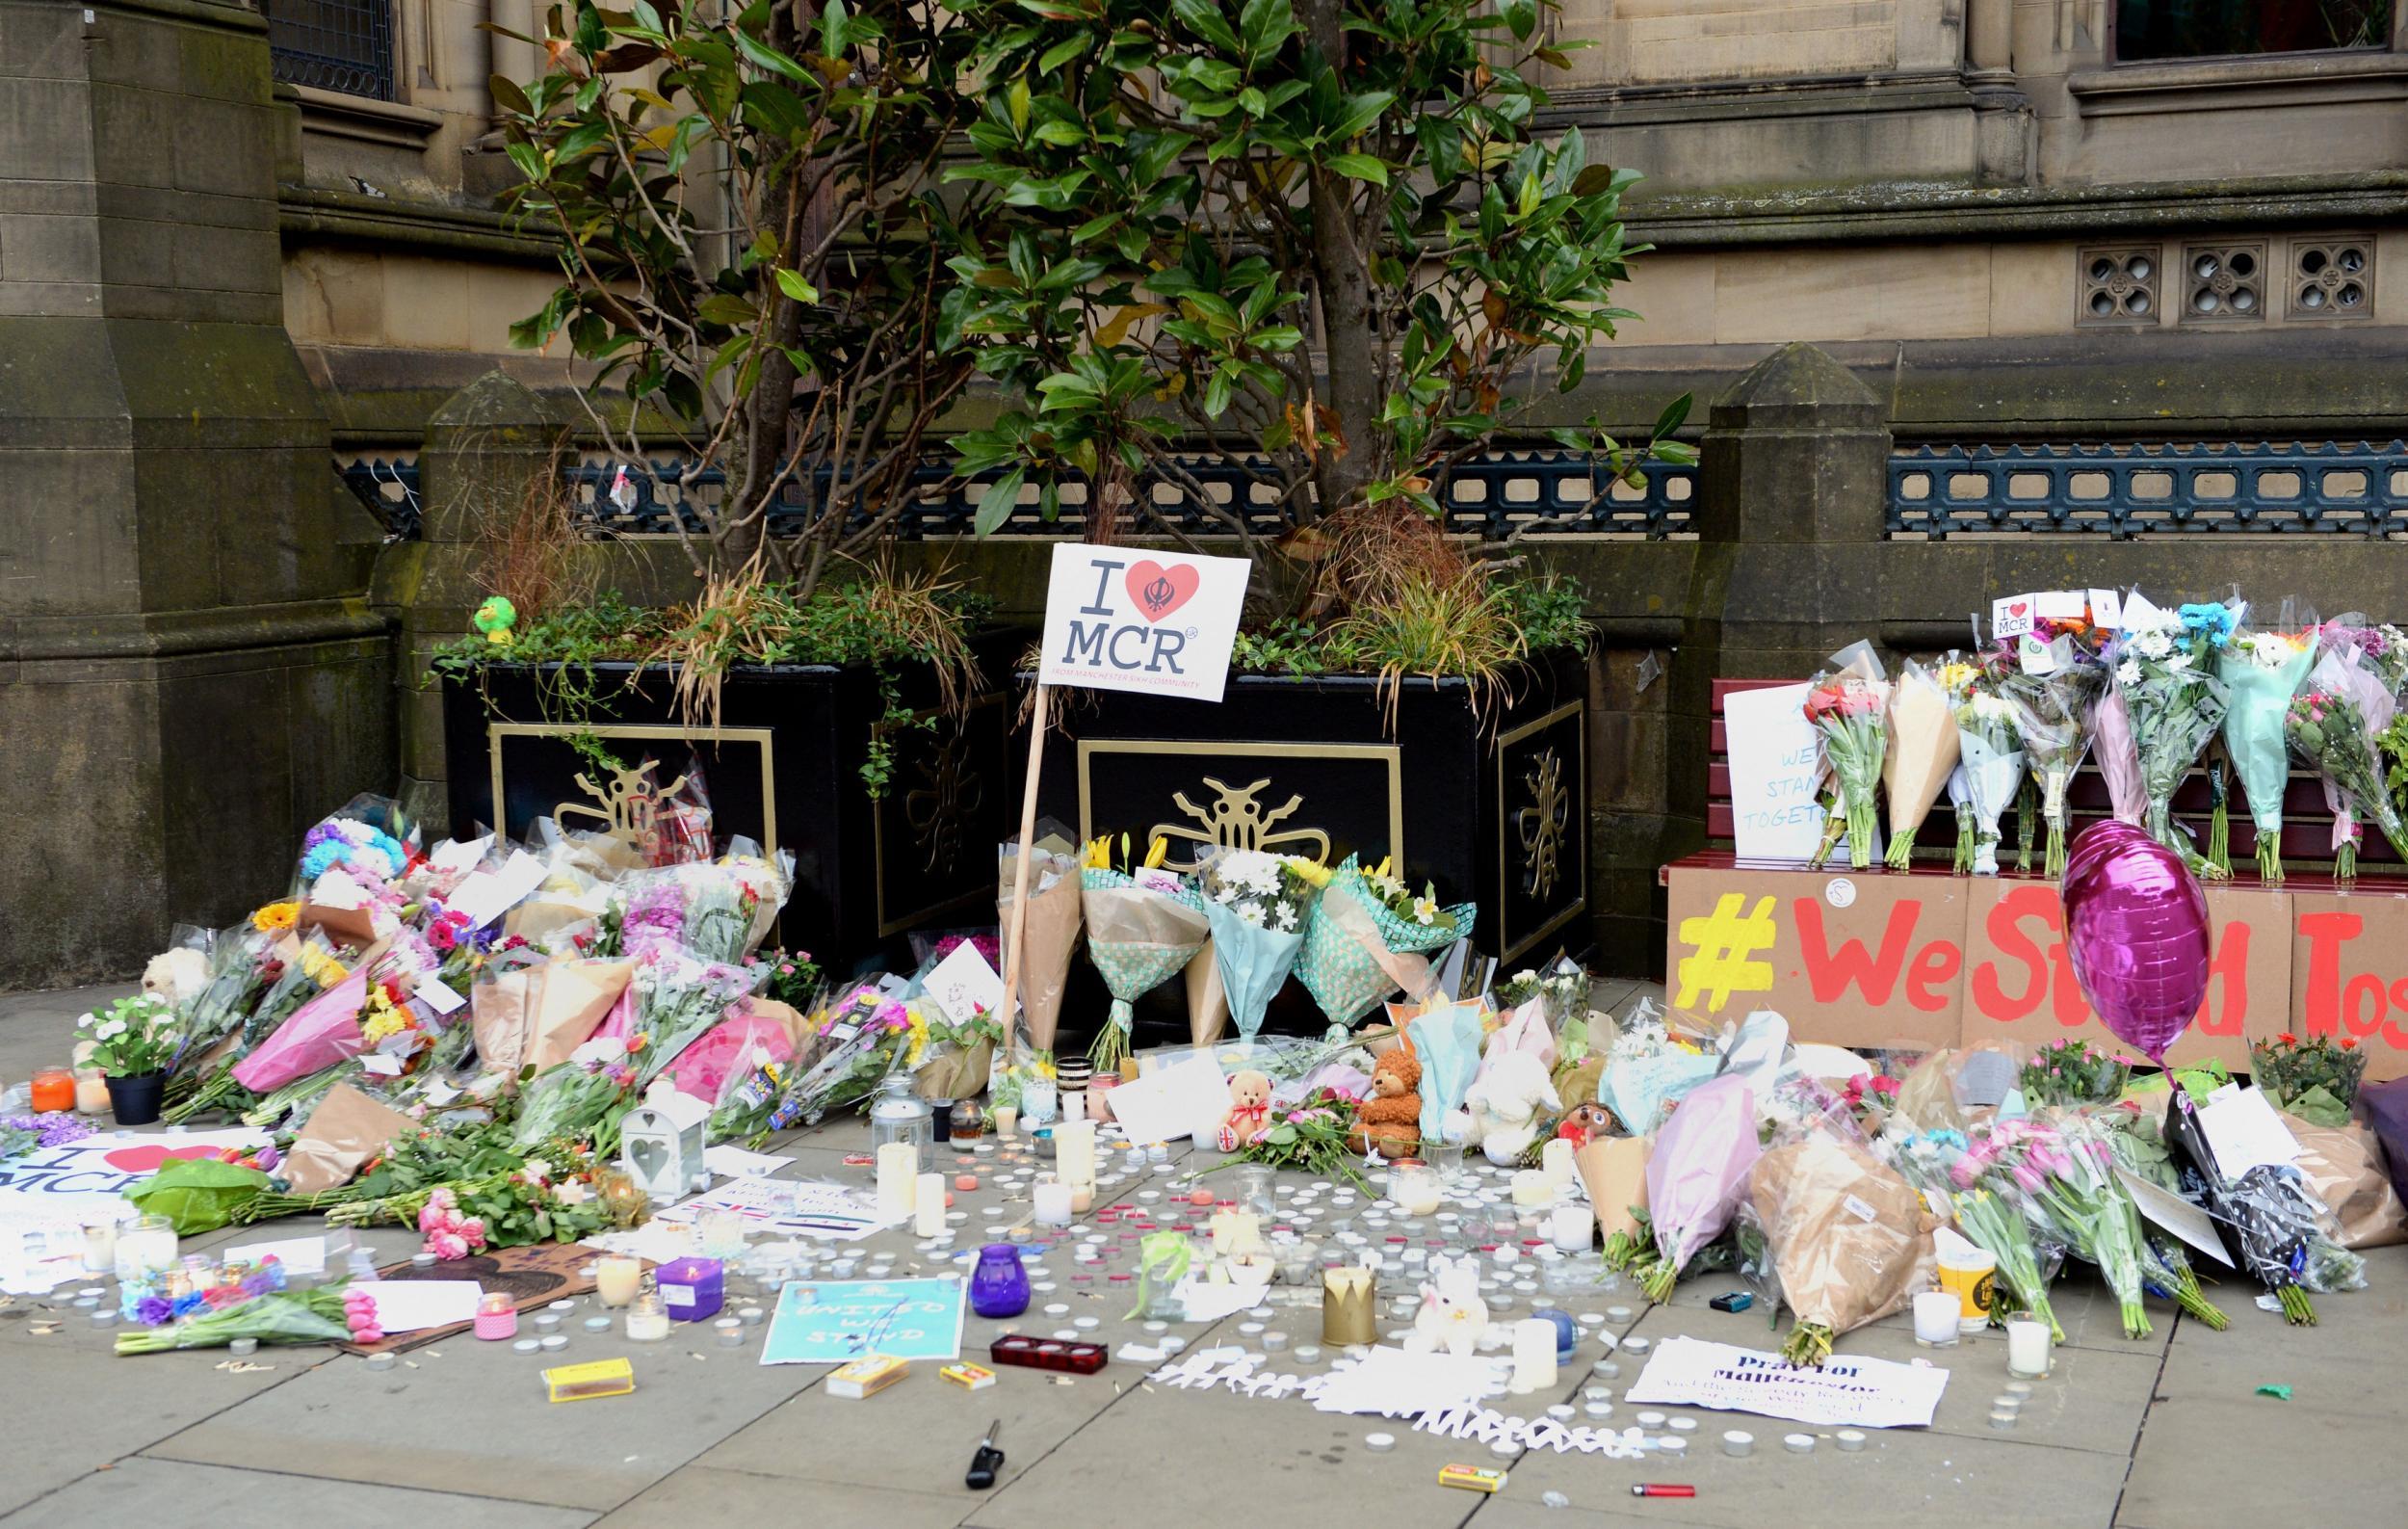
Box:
[264,0,396,100]
[1889,441,2408,539]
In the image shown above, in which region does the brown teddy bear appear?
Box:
[1350,1044,1423,1155]
[1216,1068,1275,1151]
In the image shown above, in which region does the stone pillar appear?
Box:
[374,369,565,830]
[0,0,392,988]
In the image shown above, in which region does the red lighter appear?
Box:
[1632,1484,1698,1499]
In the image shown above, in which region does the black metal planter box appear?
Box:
[440,632,1022,971]
[1025,647,1590,1041]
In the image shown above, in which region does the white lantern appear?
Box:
[619,1081,712,1201]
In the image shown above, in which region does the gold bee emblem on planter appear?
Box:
[903,727,986,875]
[1515,747,1569,899]
[555,759,687,853]
[1152,776,1332,867]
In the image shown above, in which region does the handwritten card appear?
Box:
[1722,682,1829,862]
[922,940,1007,1027]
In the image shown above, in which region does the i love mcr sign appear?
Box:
[1037,542,1250,702]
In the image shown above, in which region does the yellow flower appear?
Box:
[1283,855,1333,887]
[250,901,300,933]
[299,945,349,989]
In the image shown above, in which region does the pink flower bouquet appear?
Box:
[231,969,369,1094]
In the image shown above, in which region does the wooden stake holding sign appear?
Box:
[998,543,1253,1063]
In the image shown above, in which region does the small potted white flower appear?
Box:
[76,995,179,1125]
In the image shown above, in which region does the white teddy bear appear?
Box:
[1457,1050,1560,1167]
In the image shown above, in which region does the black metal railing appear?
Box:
[1889,441,2408,540]
[558,449,1697,542]
[264,0,396,100]
[338,455,421,539]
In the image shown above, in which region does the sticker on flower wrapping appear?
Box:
[1990,594,2036,641]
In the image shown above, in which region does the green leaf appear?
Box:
[1652,391,1692,439]
[1033,119,1086,145]
[1325,152,1387,185]
[1008,76,1032,134]
[729,24,811,83]
[1038,33,1093,73]
[1171,0,1242,51]
[974,466,1028,536]
[821,0,851,57]
[488,73,533,118]
[697,293,758,326]
[774,268,820,303]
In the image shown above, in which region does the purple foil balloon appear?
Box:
[2060,820,2211,1064]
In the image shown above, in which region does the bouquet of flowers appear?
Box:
[117,1279,355,1356]
[1203,1088,1369,1188]
[2214,603,2317,882]
[2250,1031,2367,1129]
[625,949,759,1087]
[1953,677,2026,876]
[2111,615,2229,875]
[2096,1110,2229,1330]
[2165,1090,2360,1324]
[1998,1117,2159,1338]
[1638,1073,1761,1303]
[1882,657,1961,868]
[1080,852,1210,1068]
[1745,1125,1937,1365]
[1195,848,1323,1047]
[1881,1125,2065,1338]
[1001,836,1085,1057]
[1497,956,1591,1029]
[0,1110,93,1163]
[2286,638,2407,881]
[1802,642,1890,870]
[2019,1039,2131,1107]
[767,983,914,1127]
[2002,662,2104,876]
[1296,856,1475,1030]
[298,814,411,887]
[510,1058,639,1151]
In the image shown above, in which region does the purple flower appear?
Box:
[254,1145,281,1172]
[135,1296,174,1327]
[621,884,686,955]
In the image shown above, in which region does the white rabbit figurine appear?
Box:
[1461,1050,1561,1167]
[1403,1253,1491,1358]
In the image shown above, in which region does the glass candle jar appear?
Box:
[115,1215,177,1281]
[30,1069,73,1113]
[948,1099,986,1140]
[969,1244,1032,1319]
[595,1167,649,1230]
[1033,1173,1073,1227]
[1232,1163,1277,1220]
[74,1071,111,1115]
[596,1254,643,1307]
[626,1289,670,1342]
[1391,1163,1444,1218]
[869,1073,936,1173]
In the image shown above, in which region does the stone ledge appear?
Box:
[1544,69,1980,128]
[292,85,445,148]
[278,185,558,263]
[0,600,390,665]
[2066,50,2408,116]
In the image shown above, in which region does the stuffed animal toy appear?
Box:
[1459,1050,1560,1166]
[473,595,517,646]
[1216,1068,1274,1151]
[1403,1253,1491,1358]
[142,947,210,1008]
[1349,1044,1423,1155]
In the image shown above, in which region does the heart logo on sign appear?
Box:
[1125,561,1200,623]
[2008,601,2028,617]
[103,1145,224,1173]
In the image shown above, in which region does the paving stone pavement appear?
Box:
[3,983,2397,1529]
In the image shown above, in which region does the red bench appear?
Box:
[1666,676,2401,884]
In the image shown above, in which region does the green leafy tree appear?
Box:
[491,0,997,584]
[940,0,1693,569]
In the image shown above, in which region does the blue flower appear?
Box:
[2177,603,2235,646]
[170,1292,208,1319]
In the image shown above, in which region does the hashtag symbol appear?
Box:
[1674,893,1777,1012]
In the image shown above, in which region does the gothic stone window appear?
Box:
[263,0,396,101]
[2115,0,2394,62]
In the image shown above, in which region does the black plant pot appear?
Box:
[440,631,1023,974]
[106,1071,167,1127]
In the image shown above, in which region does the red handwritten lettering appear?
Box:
[2296,911,2362,1038]
[1970,885,2056,1021]
[1794,898,1921,1006]
[2196,921,2249,1036]
[1907,940,1962,1014]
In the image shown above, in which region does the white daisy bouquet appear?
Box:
[2110,616,2229,877]
[1195,848,1324,1046]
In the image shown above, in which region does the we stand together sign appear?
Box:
[1663,865,2408,1079]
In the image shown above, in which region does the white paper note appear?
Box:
[922,940,1008,1027]
[1168,1279,1268,1323]
[1104,1054,1231,1145]
[2197,1086,2302,1179]
[2087,589,2124,629]
[1990,594,2036,640]
[445,850,549,928]
[351,1279,484,1333]
[222,1234,329,1278]
[2114,1168,2234,1268]
[704,1145,795,1179]
[1721,682,1830,863]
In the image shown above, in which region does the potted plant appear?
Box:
[80,995,179,1126]
[443,3,1027,965]
[934,0,1691,997]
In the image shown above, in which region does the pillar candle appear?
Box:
[2005,1318,2052,1379]
[914,1173,948,1237]
[1033,1175,1074,1226]
[993,1105,1018,1141]
[1062,1089,1087,1122]
[877,1143,919,1221]
[1548,1203,1593,1252]
[1510,1318,1557,1393]
[1539,1137,1576,1188]
[1056,1119,1098,1191]
[596,1254,643,1307]
[1509,1169,1553,1207]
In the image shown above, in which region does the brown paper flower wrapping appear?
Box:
[916,1039,997,1103]
[527,958,635,1070]
[1883,660,1962,846]
[471,970,534,1084]
[1001,853,1084,1052]
[280,1083,420,1196]
[1185,944,1228,1046]
[1746,1134,1938,1338]
[2282,1112,2408,1249]
[1574,1134,1652,1243]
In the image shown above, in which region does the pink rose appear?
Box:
[430,1231,470,1260]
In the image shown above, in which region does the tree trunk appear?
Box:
[1297,0,1377,521]
[723,2,809,573]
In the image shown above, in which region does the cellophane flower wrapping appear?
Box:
[1296,856,1476,1027]
[1954,683,2026,876]
[1881,658,1961,867]
[1879,1120,2066,1339]
[1746,1122,1937,1361]
[1195,849,1319,1045]
[2111,620,2228,868]
[2000,1114,2158,1338]
[628,950,761,1087]
[1000,839,1085,1054]
[2087,683,2147,827]
[2164,1090,2361,1322]
[232,968,369,1094]
[1081,867,1209,1052]
[2214,605,2317,880]
[1801,642,1890,869]
[1601,1000,1717,1135]
[2002,664,2102,877]
[1646,1072,1761,1276]
[115,1285,354,1355]
[2288,639,2405,874]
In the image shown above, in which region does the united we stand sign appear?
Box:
[1037,543,1250,702]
